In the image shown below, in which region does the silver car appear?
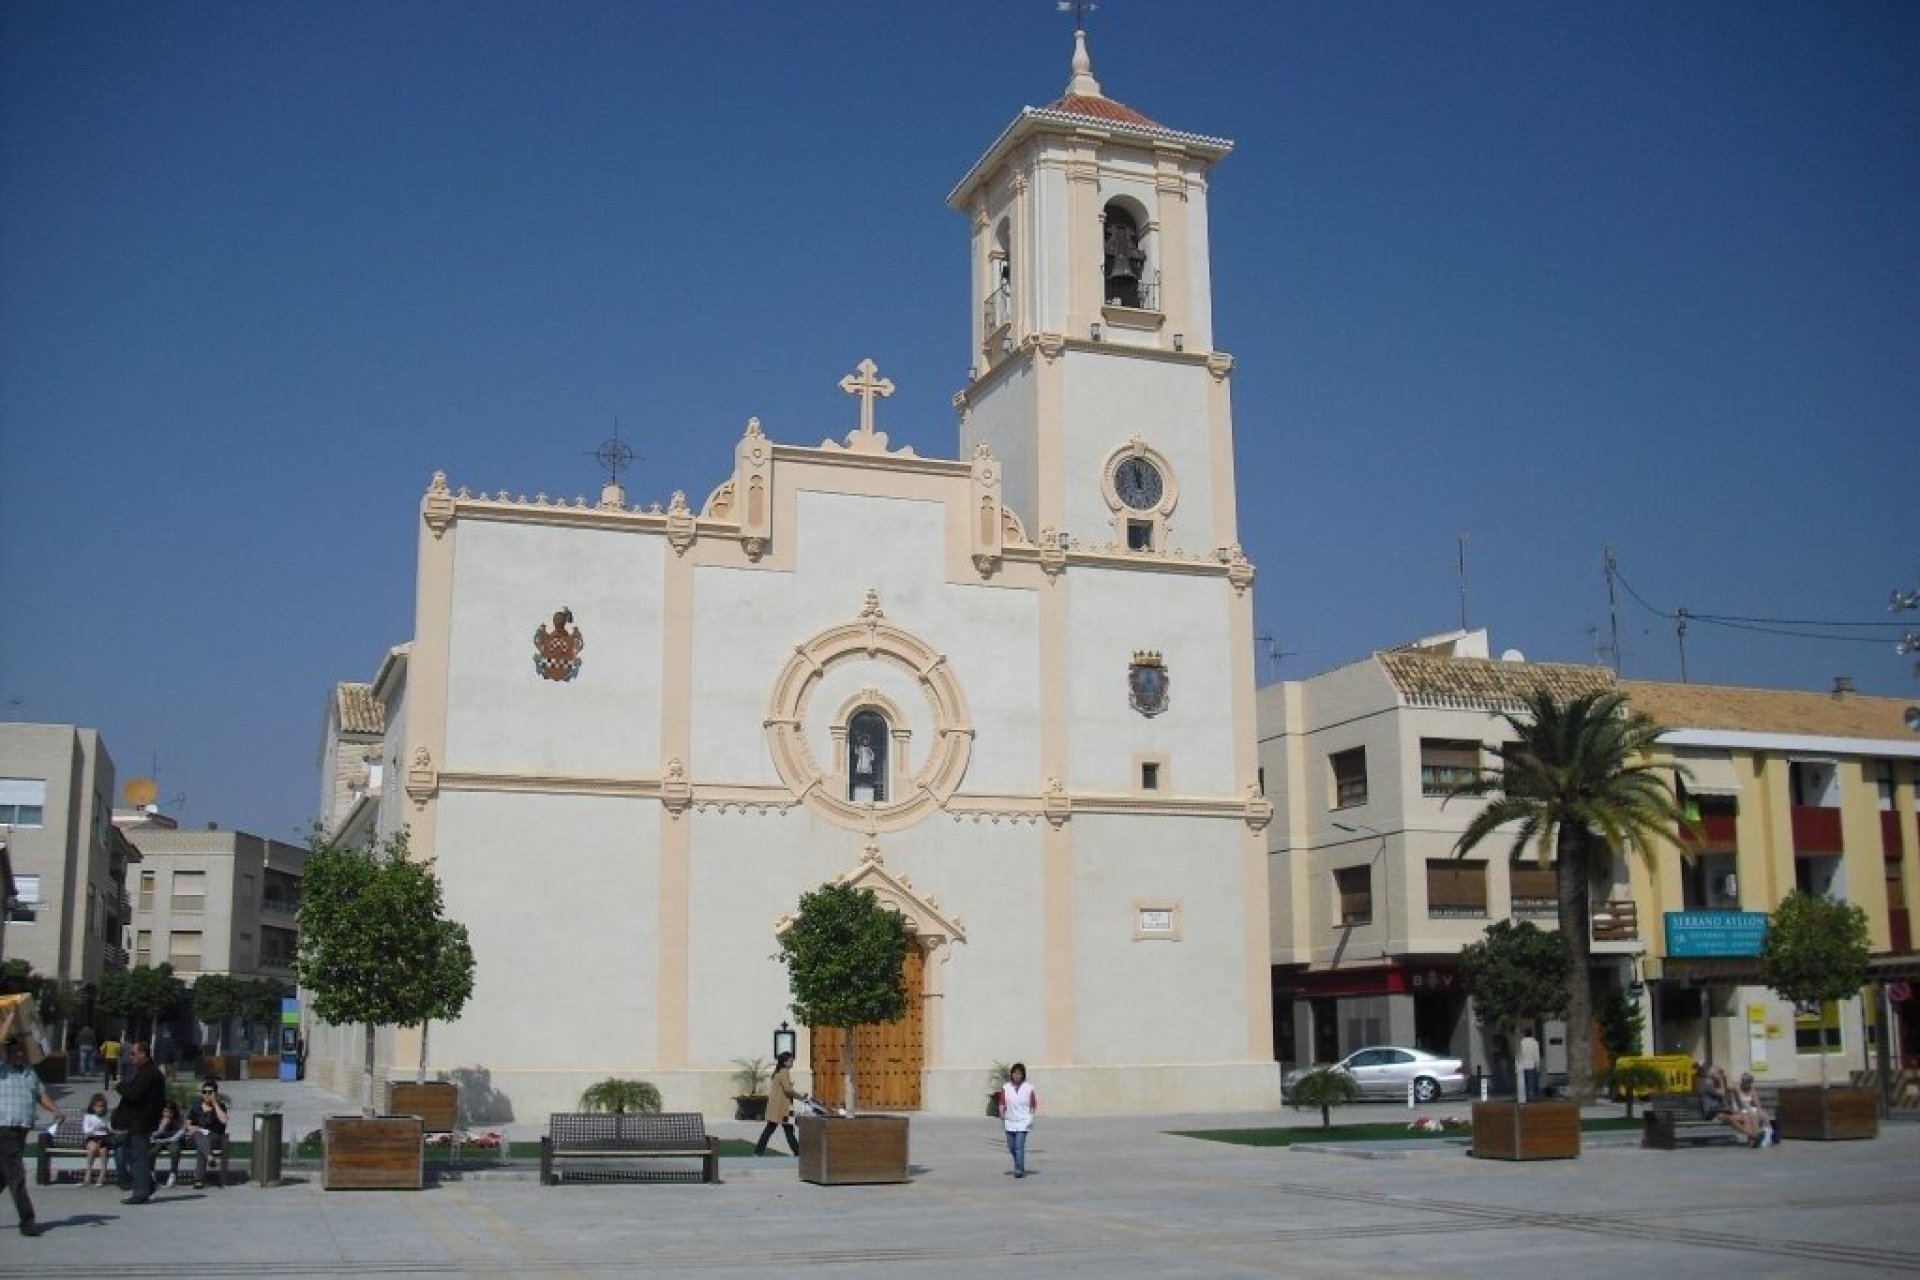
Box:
[1287,1046,1468,1103]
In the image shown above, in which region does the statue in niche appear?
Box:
[847,710,889,804]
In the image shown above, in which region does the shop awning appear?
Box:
[1674,750,1741,796]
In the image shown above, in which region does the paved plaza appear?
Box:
[4,1075,1916,1278]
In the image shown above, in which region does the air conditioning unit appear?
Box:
[1713,873,1738,899]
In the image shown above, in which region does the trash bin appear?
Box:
[251,1112,283,1188]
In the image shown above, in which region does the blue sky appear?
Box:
[3,1,1914,841]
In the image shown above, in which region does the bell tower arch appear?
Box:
[948,28,1239,558]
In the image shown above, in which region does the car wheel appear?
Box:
[1413,1076,1440,1104]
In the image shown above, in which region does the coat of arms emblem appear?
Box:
[534,607,584,682]
[1128,650,1169,717]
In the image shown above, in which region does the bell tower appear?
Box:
[949,29,1238,558]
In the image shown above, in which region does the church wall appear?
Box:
[1031,161,1073,338]
[957,360,1039,533]
[443,521,665,776]
[1069,813,1256,1065]
[1060,353,1218,552]
[1181,177,1217,349]
[429,789,658,1090]
[1065,568,1237,794]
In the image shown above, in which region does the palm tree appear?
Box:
[1451,689,1686,1103]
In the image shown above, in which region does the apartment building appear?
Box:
[1260,631,1626,1076]
[118,814,307,989]
[0,724,139,996]
[1622,679,1919,1081]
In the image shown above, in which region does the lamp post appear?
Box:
[773,1020,797,1062]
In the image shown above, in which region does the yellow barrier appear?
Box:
[1611,1053,1695,1096]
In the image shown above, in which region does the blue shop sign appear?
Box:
[1665,911,1769,958]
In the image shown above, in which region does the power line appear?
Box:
[1610,557,1905,640]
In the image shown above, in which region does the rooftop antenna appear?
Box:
[1255,633,1295,684]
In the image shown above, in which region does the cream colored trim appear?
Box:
[1043,820,1076,1063]
[655,504,697,1069]
[763,591,975,833]
[829,687,916,802]
[404,477,457,857]
[1132,899,1182,942]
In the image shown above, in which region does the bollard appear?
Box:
[1407,1078,1416,1109]
[1479,1074,1490,1102]
[251,1111,284,1188]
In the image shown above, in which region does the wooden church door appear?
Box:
[808,942,924,1110]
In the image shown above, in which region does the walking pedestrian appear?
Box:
[111,1041,165,1204]
[753,1051,806,1156]
[1,1036,64,1236]
[998,1062,1037,1178]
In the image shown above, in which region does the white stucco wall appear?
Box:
[1061,353,1217,551]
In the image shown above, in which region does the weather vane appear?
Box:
[1057,0,1097,33]
[586,417,638,488]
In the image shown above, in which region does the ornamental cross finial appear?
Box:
[839,358,895,440]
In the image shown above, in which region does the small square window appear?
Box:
[1330,747,1367,809]
[1127,520,1153,551]
[1142,762,1160,790]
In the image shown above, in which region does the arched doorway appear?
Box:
[808,940,925,1111]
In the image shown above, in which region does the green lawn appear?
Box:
[1169,1117,1642,1147]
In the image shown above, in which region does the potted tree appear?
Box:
[775,881,913,1184]
[731,1058,771,1121]
[1761,891,1878,1141]
[296,831,476,1189]
[1461,918,1582,1160]
[985,1062,1012,1117]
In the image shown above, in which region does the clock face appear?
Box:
[1113,456,1164,511]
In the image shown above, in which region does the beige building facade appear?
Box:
[313,34,1276,1119]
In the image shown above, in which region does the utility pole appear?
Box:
[1603,546,1623,675]
[1456,533,1470,633]
[1676,608,1690,684]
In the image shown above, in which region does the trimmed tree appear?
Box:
[191,973,241,1055]
[1760,891,1871,1090]
[1451,689,1687,1103]
[775,881,913,1116]
[1460,918,1573,1099]
[295,831,476,1115]
[98,964,187,1042]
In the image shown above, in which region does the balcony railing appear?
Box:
[1510,896,1557,918]
[1684,812,1739,852]
[1592,900,1639,943]
[1790,805,1844,854]
[102,944,130,971]
[261,897,301,920]
[982,283,1011,334]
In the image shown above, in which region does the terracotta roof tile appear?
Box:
[1042,93,1161,128]
[1621,680,1914,741]
[1377,652,1617,711]
[334,682,385,736]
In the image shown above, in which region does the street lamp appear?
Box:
[773,1020,797,1062]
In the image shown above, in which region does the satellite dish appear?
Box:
[123,777,158,808]
[1905,706,1920,733]
[1500,649,1526,663]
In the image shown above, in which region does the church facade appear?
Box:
[314,33,1276,1118]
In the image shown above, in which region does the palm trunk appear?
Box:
[1558,826,1596,1104]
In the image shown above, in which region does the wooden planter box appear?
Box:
[796,1115,910,1185]
[1774,1085,1878,1141]
[245,1053,280,1080]
[388,1081,460,1134]
[1470,1100,1581,1161]
[322,1115,425,1190]
[734,1095,768,1122]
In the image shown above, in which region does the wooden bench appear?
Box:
[1642,1092,1747,1149]
[34,1120,228,1186]
[539,1112,720,1186]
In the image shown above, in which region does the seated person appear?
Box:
[1698,1065,1761,1145]
[80,1092,115,1186]
[1733,1072,1774,1147]
[150,1100,188,1187]
[186,1080,229,1188]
